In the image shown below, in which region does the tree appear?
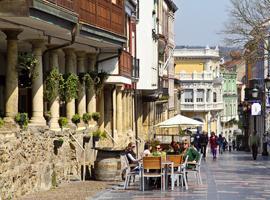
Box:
[224,0,270,61]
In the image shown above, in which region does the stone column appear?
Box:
[86,53,96,113]
[2,29,23,122]
[48,47,60,129]
[116,86,123,133]
[97,91,104,130]
[63,48,76,121]
[29,39,46,126]
[76,51,86,116]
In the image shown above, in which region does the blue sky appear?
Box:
[174,0,231,46]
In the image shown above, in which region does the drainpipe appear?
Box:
[43,23,79,56]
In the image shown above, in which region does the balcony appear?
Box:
[180,102,223,112]
[119,50,132,77]
[176,72,213,81]
[78,0,124,36]
[0,0,125,36]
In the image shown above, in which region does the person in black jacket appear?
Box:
[200,131,208,158]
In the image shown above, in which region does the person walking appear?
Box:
[200,131,208,158]
[210,132,218,159]
[217,134,224,154]
[228,138,232,152]
[193,130,201,152]
[249,131,260,160]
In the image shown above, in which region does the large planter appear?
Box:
[94,148,124,181]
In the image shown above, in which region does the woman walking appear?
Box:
[210,132,218,159]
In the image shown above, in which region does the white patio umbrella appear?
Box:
[155,114,204,128]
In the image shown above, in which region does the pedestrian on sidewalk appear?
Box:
[217,134,224,154]
[249,131,260,160]
[210,132,218,159]
[228,138,232,152]
[200,131,208,158]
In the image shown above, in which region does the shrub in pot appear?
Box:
[82,113,91,125]
[71,114,81,127]
[15,113,29,129]
[91,112,100,122]
[58,117,68,130]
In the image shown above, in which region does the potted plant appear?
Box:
[71,114,81,127]
[15,113,29,129]
[59,73,79,102]
[91,112,100,122]
[82,113,91,125]
[44,111,52,126]
[92,129,107,142]
[53,138,64,148]
[58,117,68,130]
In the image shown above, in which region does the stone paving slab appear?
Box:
[91,151,270,200]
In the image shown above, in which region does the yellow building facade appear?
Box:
[174,46,223,135]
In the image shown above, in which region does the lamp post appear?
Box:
[251,88,259,137]
[263,75,270,156]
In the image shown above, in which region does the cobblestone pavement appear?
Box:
[91,151,270,200]
[19,181,113,200]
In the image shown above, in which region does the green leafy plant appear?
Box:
[0,117,4,128]
[44,111,52,122]
[44,68,63,102]
[82,113,91,124]
[71,114,81,126]
[91,112,100,122]
[58,117,68,129]
[84,73,94,89]
[88,70,109,94]
[59,73,79,102]
[17,52,39,80]
[15,113,29,128]
[91,129,107,140]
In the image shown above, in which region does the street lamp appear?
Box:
[251,87,259,144]
[263,75,270,156]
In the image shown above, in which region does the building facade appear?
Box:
[220,66,238,140]
[136,0,177,139]
[174,46,223,135]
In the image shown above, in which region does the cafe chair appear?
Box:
[186,153,203,184]
[166,155,183,190]
[172,155,189,190]
[120,155,140,189]
[141,156,165,191]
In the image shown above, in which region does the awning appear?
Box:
[155,114,204,128]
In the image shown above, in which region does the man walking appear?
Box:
[200,131,208,158]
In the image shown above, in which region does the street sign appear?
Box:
[251,103,261,116]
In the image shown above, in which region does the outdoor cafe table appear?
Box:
[139,160,174,191]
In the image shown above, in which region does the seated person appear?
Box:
[183,142,200,168]
[125,142,141,171]
[152,144,166,159]
[143,142,152,157]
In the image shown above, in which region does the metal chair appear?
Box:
[120,155,140,189]
[166,154,183,190]
[172,155,189,190]
[186,153,203,184]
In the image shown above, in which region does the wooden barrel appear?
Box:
[94,148,123,181]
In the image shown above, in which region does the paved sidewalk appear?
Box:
[91,151,270,200]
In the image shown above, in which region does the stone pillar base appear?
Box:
[3,116,16,123]
[50,117,60,129]
[29,116,46,126]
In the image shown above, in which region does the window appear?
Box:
[184,90,193,102]
[206,89,211,102]
[213,92,217,102]
[197,89,204,102]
